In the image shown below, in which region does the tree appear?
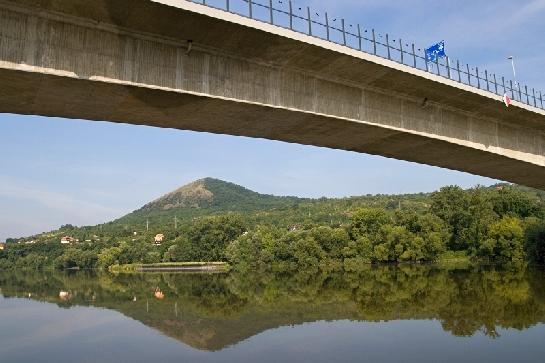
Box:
[54,249,98,269]
[226,227,279,268]
[97,247,122,268]
[430,186,470,251]
[463,188,497,256]
[310,226,349,259]
[524,220,545,265]
[376,225,417,262]
[350,208,389,240]
[481,217,525,263]
[184,214,246,261]
[491,187,542,219]
[292,235,325,269]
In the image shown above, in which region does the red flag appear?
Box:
[503,93,512,107]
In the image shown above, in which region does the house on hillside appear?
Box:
[288,225,302,232]
[60,236,75,245]
[154,234,165,245]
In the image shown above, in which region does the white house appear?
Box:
[154,234,165,244]
[60,236,75,244]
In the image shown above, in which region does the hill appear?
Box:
[116,178,306,227]
[6,177,432,244]
[9,178,544,246]
[132,177,303,214]
[111,177,435,234]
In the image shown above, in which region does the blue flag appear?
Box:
[425,41,446,62]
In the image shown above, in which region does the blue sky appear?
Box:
[1,0,544,241]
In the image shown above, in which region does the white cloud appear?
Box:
[0,177,126,239]
[513,0,545,21]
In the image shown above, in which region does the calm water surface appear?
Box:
[1,266,545,363]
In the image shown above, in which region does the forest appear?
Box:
[2,181,545,271]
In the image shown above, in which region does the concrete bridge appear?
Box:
[1,0,545,188]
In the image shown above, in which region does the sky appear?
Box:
[1,0,544,241]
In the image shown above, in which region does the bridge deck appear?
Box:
[1,0,545,188]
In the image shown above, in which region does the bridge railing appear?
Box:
[189,0,545,110]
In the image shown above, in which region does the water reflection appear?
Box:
[1,266,545,351]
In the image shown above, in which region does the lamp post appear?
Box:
[507,56,519,91]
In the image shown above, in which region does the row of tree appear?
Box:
[2,185,545,270]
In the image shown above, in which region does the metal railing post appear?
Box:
[307,7,312,35]
[386,34,391,60]
[357,24,362,51]
[485,70,489,91]
[493,74,498,94]
[466,64,471,85]
[372,29,376,55]
[248,0,252,19]
[457,60,461,82]
[446,56,451,79]
[540,91,543,109]
[289,1,293,30]
[532,88,537,107]
[226,0,229,12]
[325,12,330,40]
[412,44,417,68]
[518,84,522,101]
[399,39,404,64]
[476,67,480,89]
[510,80,515,99]
[424,50,429,72]
[525,85,530,104]
[269,0,273,24]
[342,19,346,45]
[435,56,440,75]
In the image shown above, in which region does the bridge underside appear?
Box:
[1,0,545,188]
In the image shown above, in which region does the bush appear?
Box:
[480,217,525,263]
[525,220,545,265]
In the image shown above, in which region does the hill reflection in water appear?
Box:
[1,265,545,351]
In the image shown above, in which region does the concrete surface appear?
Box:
[1,0,545,188]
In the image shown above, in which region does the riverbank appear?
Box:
[108,262,230,273]
[435,251,472,268]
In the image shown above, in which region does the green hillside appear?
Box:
[4,177,433,246]
[3,178,545,271]
[125,177,429,224]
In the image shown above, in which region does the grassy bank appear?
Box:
[108,262,230,273]
[436,251,472,268]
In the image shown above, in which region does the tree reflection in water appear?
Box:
[1,266,545,351]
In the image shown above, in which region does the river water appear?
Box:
[1,265,545,362]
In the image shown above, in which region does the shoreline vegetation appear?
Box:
[108,262,230,273]
[1,179,545,272]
